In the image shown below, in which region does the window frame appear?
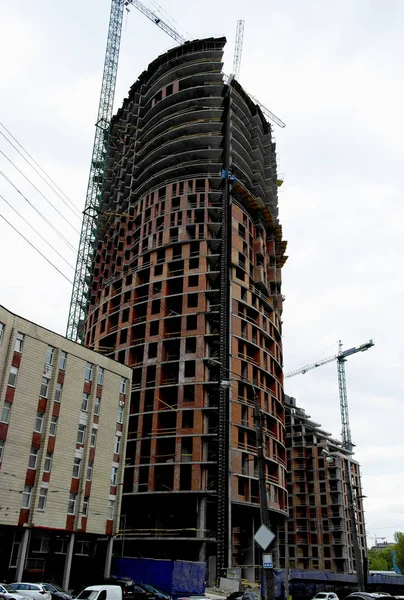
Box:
[85,362,93,381]
[97,367,104,385]
[86,462,93,481]
[49,415,58,437]
[0,439,4,462]
[117,404,124,424]
[114,434,121,455]
[81,393,89,413]
[90,427,97,447]
[94,396,101,416]
[44,452,52,473]
[107,498,115,520]
[14,332,24,353]
[77,424,86,445]
[1,401,12,424]
[45,346,55,366]
[59,351,67,370]
[0,322,4,344]
[8,366,18,388]
[21,485,32,509]
[34,411,44,433]
[120,377,127,395]
[111,466,118,486]
[40,376,50,398]
[28,447,39,470]
[55,382,62,403]
[67,493,76,515]
[38,487,48,511]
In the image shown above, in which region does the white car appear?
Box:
[9,584,52,600]
[311,594,339,600]
[0,584,31,600]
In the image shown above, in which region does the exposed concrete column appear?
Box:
[62,533,75,591]
[15,528,30,581]
[197,497,207,563]
[104,536,114,579]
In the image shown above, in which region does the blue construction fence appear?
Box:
[113,557,206,597]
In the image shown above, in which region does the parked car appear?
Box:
[103,580,135,598]
[134,585,171,600]
[9,584,52,600]
[76,585,122,600]
[344,594,390,600]
[312,594,338,600]
[0,584,31,600]
[39,584,72,600]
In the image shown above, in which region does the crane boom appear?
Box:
[66,0,185,342]
[285,338,374,450]
[125,0,186,44]
[232,20,245,80]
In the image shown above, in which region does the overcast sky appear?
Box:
[1,0,403,549]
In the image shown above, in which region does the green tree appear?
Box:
[368,548,389,571]
[394,531,404,573]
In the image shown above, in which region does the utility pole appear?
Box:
[253,388,275,600]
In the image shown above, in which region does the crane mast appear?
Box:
[66,0,125,342]
[66,0,185,342]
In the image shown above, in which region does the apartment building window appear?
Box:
[45,346,55,366]
[50,416,58,437]
[81,393,89,412]
[8,366,18,387]
[40,376,50,398]
[34,411,44,433]
[120,377,127,395]
[28,447,39,469]
[44,452,52,472]
[111,466,118,486]
[14,332,24,353]
[85,362,93,381]
[90,427,97,447]
[72,457,81,478]
[107,498,115,520]
[77,424,86,445]
[0,323,4,344]
[116,404,124,424]
[38,487,48,511]
[55,383,62,403]
[97,367,104,385]
[94,396,101,416]
[1,402,11,424]
[67,493,76,515]
[82,497,89,517]
[114,434,121,455]
[0,440,4,462]
[60,351,67,370]
[21,486,32,509]
[86,462,93,481]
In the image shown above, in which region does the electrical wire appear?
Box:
[0,168,77,253]
[0,210,73,285]
[0,193,74,272]
[0,121,82,219]
[0,150,80,234]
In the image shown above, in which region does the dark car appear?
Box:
[344,594,391,600]
[103,579,136,598]
[39,584,72,600]
[135,585,171,600]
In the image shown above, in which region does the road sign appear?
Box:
[254,524,276,550]
[263,553,273,569]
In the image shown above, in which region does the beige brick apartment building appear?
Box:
[0,305,132,588]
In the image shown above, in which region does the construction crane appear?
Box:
[66,0,185,342]
[286,339,374,591]
[285,338,374,450]
[232,20,245,80]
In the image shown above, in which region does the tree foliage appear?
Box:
[394,531,404,573]
[368,548,392,571]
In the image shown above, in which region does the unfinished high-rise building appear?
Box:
[280,396,366,573]
[83,37,288,578]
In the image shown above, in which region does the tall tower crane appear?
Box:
[286,339,374,591]
[286,339,374,451]
[66,0,185,342]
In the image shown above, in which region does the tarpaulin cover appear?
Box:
[113,557,206,596]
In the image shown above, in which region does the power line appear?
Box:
[0,168,77,253]
[0,193,74,272]
[0,121,82,219]
[0,150,80,234]
[0,210,73,285]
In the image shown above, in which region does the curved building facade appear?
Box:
[84,37,288,579]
